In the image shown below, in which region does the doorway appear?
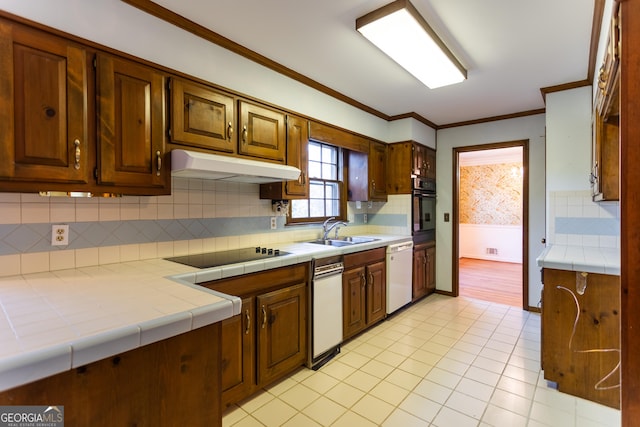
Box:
[452,141,529,309]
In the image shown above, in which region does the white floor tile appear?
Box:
[222,295,622,427]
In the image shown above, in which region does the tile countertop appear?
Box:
[0,234,411,392]
[536,245,620,276]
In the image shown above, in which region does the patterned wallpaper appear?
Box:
[460,162,523,225]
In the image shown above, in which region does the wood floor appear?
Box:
[459,257,522,307]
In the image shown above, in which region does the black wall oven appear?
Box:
[412,178,436,244]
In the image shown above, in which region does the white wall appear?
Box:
[436,114,547,307]
[459,224,523,263]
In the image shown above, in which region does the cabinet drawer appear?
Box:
[344,247,385,269]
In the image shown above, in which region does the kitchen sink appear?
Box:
[308,236,379,247]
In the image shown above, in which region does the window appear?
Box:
[289,141,344,223]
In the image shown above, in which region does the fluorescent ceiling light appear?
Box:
[356,0,467,89]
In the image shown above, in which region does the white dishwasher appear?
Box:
[386,241,414,314]
[308,258,344,370]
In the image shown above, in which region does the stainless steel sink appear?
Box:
[308,236,379,246]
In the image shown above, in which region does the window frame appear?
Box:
[287,140,347,225]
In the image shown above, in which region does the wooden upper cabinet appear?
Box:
[388,141,436,194]
[238,100,286,163]
[347,150,368,201]
[260,115,309,200]
[369,141,387,201]
[414,143,436,179]
[169,77,236,153]
[592,5,620,202]
[284,115,309,198]
[0,20,91,186]
[387,141,413,194]
[96,53,169,194]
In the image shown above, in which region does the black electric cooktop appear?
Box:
[165,247,289,269]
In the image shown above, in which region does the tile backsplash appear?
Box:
[548,190,620,248]
[0,179,411,277]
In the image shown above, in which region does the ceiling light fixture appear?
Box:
[356,0,467,89]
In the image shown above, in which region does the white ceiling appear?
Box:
[152,0,595,127]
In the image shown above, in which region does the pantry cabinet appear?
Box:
[342,248,386,340]
[203,264,308,407]
[0,20,92,188]
[413,242,436,301]
[542,268,620,409]
[238,100,286,163]
[168,77,236,154]
[96,53,170,193]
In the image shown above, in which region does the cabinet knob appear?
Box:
[74,139,81,170]
[44,106,56,118]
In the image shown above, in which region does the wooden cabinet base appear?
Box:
[0,323,222,427]
[542,268,620,409]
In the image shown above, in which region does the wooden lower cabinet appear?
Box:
[413,243,436,301]
[342,248,386,340]
[204,264,308,407]
[542,268,620,408]
[0,323,222,426]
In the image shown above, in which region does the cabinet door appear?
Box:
[0,21,91,185]
[425,245,436,294]
[424,147,436,180]
[366,260,386,326]
[96,53,169,193]
[412,247,427,301]
[256,283,306,386]
[347,150,368,202]
[343,266,366,339]
[220,297,254,407]
[238,100,286,162]
[369,141,387,201]
[542,269,620,408]
[284,115,309,198]
[412,144,424,176]
[169,78,235,153]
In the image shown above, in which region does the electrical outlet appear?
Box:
[270,217,277,230]
[51,224,69,246]
[363,213,368,224]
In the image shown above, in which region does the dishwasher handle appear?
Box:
[313,262,344,279]
[387,241,414,253]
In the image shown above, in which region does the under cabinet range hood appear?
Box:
[171,149,301,183]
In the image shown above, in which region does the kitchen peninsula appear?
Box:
[0,235,409,425]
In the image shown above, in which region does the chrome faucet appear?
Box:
[322,217,348,240]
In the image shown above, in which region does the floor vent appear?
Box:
[486,248,498,255]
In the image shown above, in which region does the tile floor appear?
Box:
[222,294,621,426]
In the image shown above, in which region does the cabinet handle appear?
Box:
[298,171,306,185]
[156,151,162,176]
[242,125,247,143]
[227,122,233,140]
[261,305,267,329]
[245,309,251,335]
[74,139,81,170]
[368,271,374,286]
[360,272,366,289]
[371,180,376,190]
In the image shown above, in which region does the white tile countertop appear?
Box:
[536,245,620,275]
[0,234,411,392]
